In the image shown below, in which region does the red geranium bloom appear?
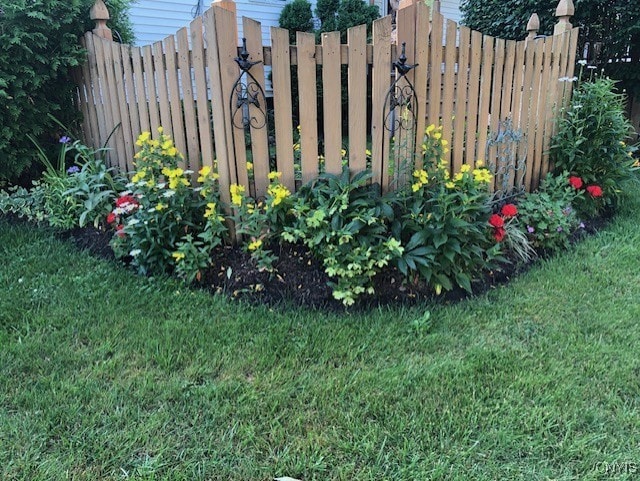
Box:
[501,204,518,218]
[115,194,138,208]
[489,214,505,228]
[493,227,506,242]
[106,212,116,224]
[586,185,603,198]
[116,224,125,238]
[569,176,583,189]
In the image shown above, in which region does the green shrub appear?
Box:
[0,0,133,183]
[550,77,637,214]
[516,172,583,253]
[278,0,314,44]
[282,168,403,306]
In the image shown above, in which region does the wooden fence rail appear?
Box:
[76,0,579,203]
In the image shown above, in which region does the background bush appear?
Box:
[0,0,133,184]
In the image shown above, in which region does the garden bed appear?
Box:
[54,210,611,311]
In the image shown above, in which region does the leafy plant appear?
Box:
[110,129,226,278]
[282,168,403,306]
[0,183,47,222]
[550,77,638,214]
[392,125,501,295]
[278,0,315,44]
[516,172,584,253]
[228,172,293,271]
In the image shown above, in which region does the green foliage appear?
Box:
[0,135,124,228]
[392,158,500,295]
[550,77,638,212]
[335,0,379,41]
[460,0,640,93]
[110,130,227,278]
[516,173,583,253]
[282,168,403,306]
[315,0,339,33]
[278,0,315,44]
[0,0,134,183]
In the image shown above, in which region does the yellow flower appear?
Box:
[318,155,325,164]
[433,132,442,140]
[146,179,155,188]
[426,124,436,135]
[412,182,422,192]
[472,168,493,184]
[341,148,347,157]
[365,149,372,157]
[172,251,185,261]
[204,202,217,219]
[441,139,448,146]
[476,159,485,168]
[246,162,253,171]
[445,181,455,189]
[248,239,263,251]
[267,183,291,207]
[230,184,245,206]
[161,139,173,150]
[453,172,463,182]
[131,169,146,183]
[293,143,300,151]
[157,126,164,134]
[135,131,151,146]
[267,171,282,181]
[199,165,211,177]
[155,203,167,211]
[460,164,471,173]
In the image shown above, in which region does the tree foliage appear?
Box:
[460,0,640,94]
[0,0,133,183]
[278,0,315,44]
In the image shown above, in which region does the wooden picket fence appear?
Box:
[75,0,579,206]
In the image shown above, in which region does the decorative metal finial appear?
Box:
[234,38,261,72]
[393,42,417,77]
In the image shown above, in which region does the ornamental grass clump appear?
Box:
[109,128,226,280]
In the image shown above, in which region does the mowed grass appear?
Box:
[1,190,640,480]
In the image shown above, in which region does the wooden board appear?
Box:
[131,46,150,135]
[347,24,367,174]
[164,35,187,168]
[153,40,174,140]
[453,25,471,172]
[142,44,161,135]
[440,20,457,170]
[297,31,319,185]
[465,30,482,164]
[476,35,494,167]
[177,27,200,173]
[322,31,343,176]
[371,16,392,190]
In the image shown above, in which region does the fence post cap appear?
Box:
[526,13,540,32]
[555,0,575,18]
[90,0,110,21]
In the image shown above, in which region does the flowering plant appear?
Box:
[393,128,502,294]
[110,128,226,279]
[228,171,292,271]
[517,172,583,253]
[489,204,535,263]
[567,174,605,218]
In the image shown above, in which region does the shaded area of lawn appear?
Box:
[1,189,640,480]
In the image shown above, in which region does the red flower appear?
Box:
[489,214,505,228]
[493,227,506,242]
[106,212,116,224]
[116,224,125,238]
[115,194,138,208]
[569,176,583,189]
[501,204,518,218]
[586,185,603,198]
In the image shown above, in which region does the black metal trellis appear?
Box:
[231,38,269,131]
[382,42,418,185]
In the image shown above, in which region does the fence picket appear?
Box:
[371,16,392,190]
[347,24,367,174]
[427,12,444,130]
[153,41,173,141]
[441,20,457,170]
[270,26,295,191]
[322,31,343,176]
[100,39,127,170]
[297,31,319,185]
[453,25,471,171]
[142,45,161,135]
[131,46,150,135]
[243,17,271,198]
[465,30,482,165]
[164,35,187,169]
[476,35,494,167]
[177,27,199,173]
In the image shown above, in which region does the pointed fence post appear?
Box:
[526,13,539,41]
[90,0,113,40]
[553,0,574,35]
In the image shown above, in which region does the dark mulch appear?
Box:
[16,209,612,311]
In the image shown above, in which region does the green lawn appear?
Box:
[1,189,640,480]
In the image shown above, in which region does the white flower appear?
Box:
[120,191,132,197]
[157,182,166,189]
[129,249,141,257]
[587,65,597,69]
[127,218,140,226]
[163,190,176,198]
[184,170,194,175]
[125,182,134,188]
[578,59,587,66]
[113,207,125,215]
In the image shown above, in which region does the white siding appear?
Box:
[440,0,462,23]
